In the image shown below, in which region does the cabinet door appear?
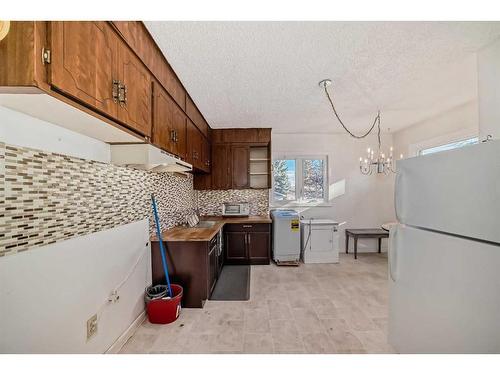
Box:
[200,137,211,173]
[50,21,118,118]
[212,144,231,189]
[152,82,176,154]
[248,232,270,264]
[174,112,187,160]
[232,145,250,188]
[187,119,203,169]
[225,232,247,262]
[217,246,224,274]
[208,247,217,296]
[117,43,152,137]
[310,228,334,252]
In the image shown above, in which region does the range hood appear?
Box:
[110,144,192,173]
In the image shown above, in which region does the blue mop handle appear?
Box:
[151,194,173,297]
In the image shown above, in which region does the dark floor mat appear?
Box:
[210,265,250,301]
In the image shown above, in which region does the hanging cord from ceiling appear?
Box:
[321,80,381,147]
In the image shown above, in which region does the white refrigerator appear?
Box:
[388,140,500,353]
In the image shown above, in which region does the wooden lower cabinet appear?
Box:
[248,232,271,264]
[208,245,218,295]
[151,240,210,308]
[225,224,271,265]
[151,234,223,308]
[225,231,247,262]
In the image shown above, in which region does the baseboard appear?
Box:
[105,311,146,354]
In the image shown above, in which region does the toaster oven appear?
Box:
[222,202,250,217]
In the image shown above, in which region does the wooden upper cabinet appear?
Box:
[186,119,205,170]
[2,21,214,162]
[152,82,175,154]
[50,21,119,118]
[232,145,250,189]
[117,44,152,137]
[201,137,211,173]
[174,111,187,160]
[186,119,196,166]
[111,21,186,111]
[211,128,270,144]
[186,95,209,138]
[212,144,231,189]
[153,81,186,159]
[0,21,48,88]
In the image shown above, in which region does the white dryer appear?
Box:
[301,219,340,263]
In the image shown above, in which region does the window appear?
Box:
[419,137,479,156]
[272,156,328,205]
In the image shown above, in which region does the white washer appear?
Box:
[301,219,340,263]
[270,210,301,263]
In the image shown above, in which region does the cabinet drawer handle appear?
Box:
[242,225,252,228]
[118,82,127,106]
[112,79,120,103]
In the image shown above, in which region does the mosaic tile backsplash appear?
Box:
[196,189,269,216]
[0,142,196,257]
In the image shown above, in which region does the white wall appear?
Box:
[393,100,479,158]
[0,220,151,354]
[0,105,111,163]
[272,132,395,253]
[477,37,500,140]
[0,110,156,353]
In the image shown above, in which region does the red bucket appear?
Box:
[146,284,183,324]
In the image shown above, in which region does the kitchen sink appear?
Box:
[194,220,217,228]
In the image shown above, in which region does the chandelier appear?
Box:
[319,79,402,175]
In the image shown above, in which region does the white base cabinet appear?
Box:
[301,219,339,264]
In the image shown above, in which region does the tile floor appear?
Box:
[120,253,396,354]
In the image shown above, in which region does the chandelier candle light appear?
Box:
[319,79,403,175]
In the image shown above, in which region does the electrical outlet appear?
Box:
[87,314,98,340]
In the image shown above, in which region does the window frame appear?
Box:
[408,129,479,157]
[271,154,329,207]
[418,136,479,156]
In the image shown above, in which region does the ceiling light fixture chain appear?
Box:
[321,80,380,140]
[319,78,402,175]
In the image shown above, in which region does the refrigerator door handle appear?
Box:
[394,171,403,222]
[389,226,398,282]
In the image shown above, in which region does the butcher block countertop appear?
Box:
[151,215,272,242]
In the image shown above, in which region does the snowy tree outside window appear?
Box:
[272,156,328,204]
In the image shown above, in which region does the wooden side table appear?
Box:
[345,228,389,259]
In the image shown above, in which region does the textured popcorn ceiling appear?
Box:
[145,21,500,134]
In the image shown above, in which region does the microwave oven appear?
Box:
[222,202,250,217]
